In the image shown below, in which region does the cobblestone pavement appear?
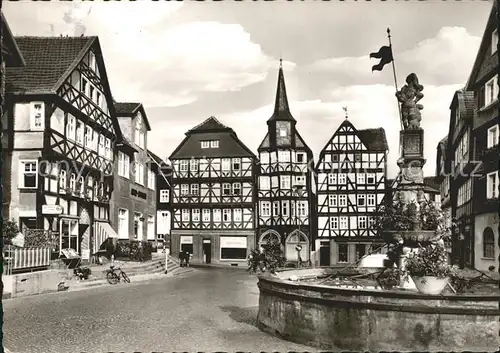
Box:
[3,267,316,353]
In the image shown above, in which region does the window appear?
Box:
[84,126,93,149]
[296,153,305,163]
[232,158,241,171]
[19,160,38,188]
[260,202,271,217]
[66,114,76,140]
[330,217,338,229]
[202,209,211,222]
[487,125,499,148]
[486,171,498,199]
[492,29,498,55]
[181,209,190,222]
[160,189,169,203]
[98,135,105,156]
[259,177,270,190]
[338,244,348,263]
[146,215,155,240]
[328,194,337,207]
[135,116,145,149]
[233,209,242,222]
[222,183,231,196]
[279,129,287,137]
[60,219,79,253]
[89,51,96,71]
[180,160,188,172]
[454,130,469,164]
[357,194,366,206]
[190,159,198,172]
[338,194,347,206]
[213,209,221,222]
[358,216,367,229]
[76,121,84,145]
[59,170,67,190]
[78,176,84,195]
[96,91,101,108]
[81,77,88,96]
[148,169,155,190]
[89,85,95,103]
[483,227,495,259]
[86,176,93,198]
[368,216,376,228]
[357,173,366,184]
[355,244,366,261]
[282,201,289,216]
[338,173,346,184]
[354,153,361,162]
[273,201,280,216]
[294,176,306,186]
[104,138,111,160]
[190,184,199,195]
[192,209,200,222]
[181,184,189,196]
[278,151,290,162]
[339,216,348,229]
[223,209,231,222]
[366,174,375,184]
[201,141,210,149]
[210,140,219,148]
[118,152,130,178]
[328,173,337,185]
[367,194,376,206]
[297,201,307,217]
[331,154,339,162]
[485,76,498,107]
[280,176,291,189]
[118,209,129,239]
[30,102,44,130]
[232,183,241,196]
[222,159,230,171]
[134,162,144,185]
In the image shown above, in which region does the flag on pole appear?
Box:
[369,45,393,72]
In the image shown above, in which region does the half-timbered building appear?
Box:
[3,35,121,263]
[256,61,315,264]
[436,136,453,261]
[169,116,257,266]
[111,102,157,244]
[315,118,388,266]
[148,151,173,250]
[463,3,499,271]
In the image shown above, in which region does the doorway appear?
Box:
[203,239,211,264]
[319,241,330,267]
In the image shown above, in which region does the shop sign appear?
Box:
[220,236,247,248]
[42,205,63,215]
[180,236,193,244]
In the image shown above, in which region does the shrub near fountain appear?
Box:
[254,73,500,352]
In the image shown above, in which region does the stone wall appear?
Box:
[257,273,500,351]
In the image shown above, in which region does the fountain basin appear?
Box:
[257,268,500,352]
[382,230,440,247]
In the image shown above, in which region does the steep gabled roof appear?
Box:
[147,150,171,170]
[188,116,232,134]
[114,102,152,131]
[357,128,389,151]
[169,117,256,159]
[1,12,25,67]
[6,36,94,94]
[465,2,498,90]
[447,89,475,149]
[267,60,296,123]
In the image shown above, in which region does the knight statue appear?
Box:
[396,73,424,130]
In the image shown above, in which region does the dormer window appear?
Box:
[201,141,210,149]
[135,114,145,149]
[210,140,219,148]
[492,29,498,55]
[279,129,287,137]
[485,76,498,107]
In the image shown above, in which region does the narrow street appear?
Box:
[3,267,314,352]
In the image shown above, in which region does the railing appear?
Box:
[3,245,52,275]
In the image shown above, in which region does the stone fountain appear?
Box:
[255,73,500,352]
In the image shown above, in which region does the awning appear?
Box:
[93,221,118,255]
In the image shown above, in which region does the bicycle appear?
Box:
[105,265,131,285]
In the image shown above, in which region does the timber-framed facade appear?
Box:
[256,61,315,264]
[169,116,257,266]
[315,119,388,266]
[4,36,121,263]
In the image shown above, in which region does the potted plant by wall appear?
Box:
[404,242,457,295]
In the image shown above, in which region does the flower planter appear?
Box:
[382,230,440,247]
[412,276,449,295]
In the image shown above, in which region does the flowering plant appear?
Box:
[404,243,458,279]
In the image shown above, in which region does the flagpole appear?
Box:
[387,28,403,130]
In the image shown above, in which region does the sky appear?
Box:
[3,0,493,178]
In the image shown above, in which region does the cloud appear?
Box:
[306,26,480,87]
[4,1,290,107]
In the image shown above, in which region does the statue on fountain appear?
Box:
[396,73,424,130]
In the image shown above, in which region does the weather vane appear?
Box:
[342,106,348,119]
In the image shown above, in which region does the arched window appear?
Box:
[259,230,281,251]
[59,170,67,190]
[483,227,495,259]
[69,173,76,190]
[78,176,84,194]
[285,230,309,261]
